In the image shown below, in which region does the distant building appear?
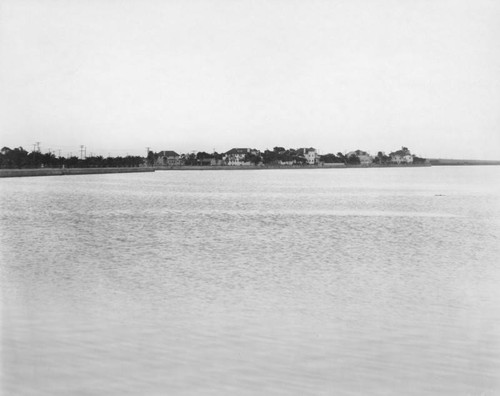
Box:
[224,148,259,166]
[390,147,413,164]
[297,148,319,165]
[198,158,212,166]
[156,151,181,166]
[346,150,373,166]
[210,158,224,166]
[278,160,295,166]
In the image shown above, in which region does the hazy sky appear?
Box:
[1,0,499,158]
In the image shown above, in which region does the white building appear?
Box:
[390,147,413,164]
[298,148,319,165]
[223,148,259,166]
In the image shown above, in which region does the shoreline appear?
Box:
[2,160,499,178]
[155,163,433,170]
[429,159,500,166]
[0,167,155,178]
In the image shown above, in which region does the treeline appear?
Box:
[2,145,428,169]
[0,147,144,169]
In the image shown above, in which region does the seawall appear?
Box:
[0,167,155,178]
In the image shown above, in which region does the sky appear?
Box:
[0,0,499,159]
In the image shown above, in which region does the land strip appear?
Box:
[154,163,432,171]
[429,159,500,166]
[0,167,155,178]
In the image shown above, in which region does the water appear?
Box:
[1,167,500,395]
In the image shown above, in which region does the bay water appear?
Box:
[1,167,499,395]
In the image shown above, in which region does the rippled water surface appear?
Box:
[1,167,500,395]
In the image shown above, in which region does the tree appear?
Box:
[262,150,278,164]
[244,152,262,165]
[347,154,360,165]
[320,153,341,163]
[183,153,197,166]
[6,147,30,168]
[196,151,213,165]
[146,151,155,167]
[65,156,80,168]
[336,152,347,164]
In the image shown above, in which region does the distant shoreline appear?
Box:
[2,160,499,178]
[155,163,434,171]
[429,159,500,166]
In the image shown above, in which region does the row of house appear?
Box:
[154,147,417,166]
[346,147,415,165]
[155,148,322,166]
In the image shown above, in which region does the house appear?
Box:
[210,158,224,166]
[223,148,260,166]
[297,148,319,165]
[198,157,212,166]
[278,160,295,166]
[390,147,413,164]
[156,151,181,166]
[346,150,373,166]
